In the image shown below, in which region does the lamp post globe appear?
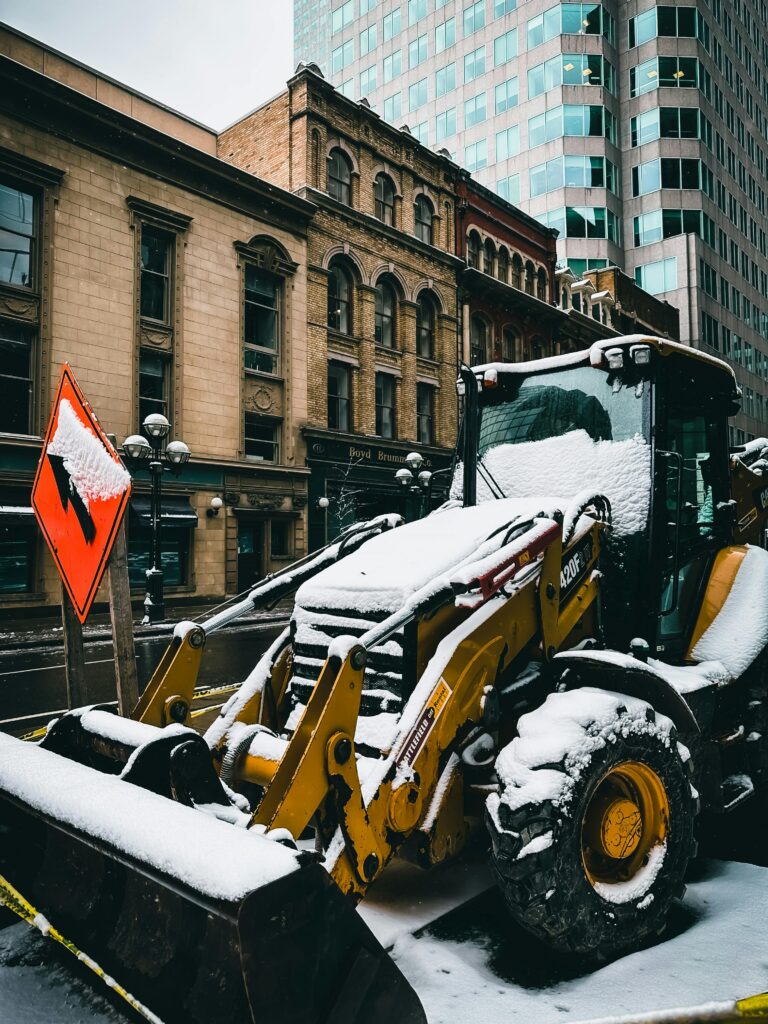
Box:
[123,434,151,460]
[405,451,424,473]
[142,412,171,440]
[395,467,414,488]
[166,440,191,466]
[418,470,432,490]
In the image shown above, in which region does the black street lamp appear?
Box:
[395,452,432,520]
[123,414,191,624]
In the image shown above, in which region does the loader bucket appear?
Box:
[0,734,424,1024]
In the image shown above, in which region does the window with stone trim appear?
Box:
[328,361,352,431]
[328,149,352,205]
[375,279,397,346]
[375,372,397,437]
[416,382,435,443]
[0,180,36,289]
[416,292,436,357]
[140,224,172,322]
[244,413,280,463]
[374,174,396,225]
[414,195,434,244]
[328,260,353,334]
[244,266,280,374]
[0,319,34,436]
[0,486,36,593]
[139,351,169,425]
[470,314,489,364]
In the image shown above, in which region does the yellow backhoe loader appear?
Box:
[2,335,767,1024]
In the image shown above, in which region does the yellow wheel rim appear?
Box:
[581,761,669,886]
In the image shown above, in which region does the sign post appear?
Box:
[33,365,137,714]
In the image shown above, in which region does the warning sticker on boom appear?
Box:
[397,678,451,769]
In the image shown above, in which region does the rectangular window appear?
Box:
[328,361,351,432]
[360,0,376,10]
[464,0,485,34]
[0,319,34,435]
[464,45,486,81]
[635,257,678,295]
[339,79,354,99]
[383,8,401,40]
[140,225,171,322]
[0,487,36,593]
[495,77,519,113]
[270,521,290,559]
[410,77,428,110]
[331,39,354,73]
[494,0,516,14]
[409,0,427,23]
[436,107,457,140]
[495,125,519,160]
[383,50,402,82]
[497,173,521,203]
[138,351,168,424]
[360,23,377,55]
[0,181,35,288]
[464,92,487,127]
[412,121,429,144]
[416,383,434,444]
[384,93,402,121]
[494,29,517,65]
[244,266,280,374]
[360,65,377,94]
[127,517,191,589]
[332,0,353,33]
[464,139,488,171]
[436,17,456,52]
[436,62,456,97]
[409,33,428,67]
[244,413,279,462]
[375,372,396,438]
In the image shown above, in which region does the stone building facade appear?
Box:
[219,65,463,547]
[0,27,315,613]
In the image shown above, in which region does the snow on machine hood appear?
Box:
[295,497,567,616]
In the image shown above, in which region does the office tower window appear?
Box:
[495,77,519,113]
[409,33,428,67]
[435,17,455,52]
[436,107,457,141]
[634,258,678,295]
[464,93,487,127]
[383,51,402,82]
[384,93,402,121]
[464,45,486,81]
[436,63,456,97]
[493,29,517,66]
[464,1,485,35]
[497,174,520,203]
[464,140,488,171]
[331,39,354,74]
[495,125,519,160]
[383,7,401,40]
[410,77,428,110]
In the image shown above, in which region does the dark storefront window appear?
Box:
[244,266,280,374]
[0,181,35,288]
[0,490,35,593]
[127,525,190,588]
[245,413,280,462]
[328,361,351,431]
[416,383,434,444]
[140,225,171,322]
[0,320,34,435]
[271,520,290,558]
[375,372,396,438]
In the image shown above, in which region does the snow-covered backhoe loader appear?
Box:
[2,335,768,1023]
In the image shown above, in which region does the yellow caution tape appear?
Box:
[737,993,768,1019]
[0,871,165,1024]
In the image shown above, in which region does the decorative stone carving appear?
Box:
[246,493,286,510]
[246,386,275,413]
[0,291,38,321]
[292,495,308,510]
[139,323,173,350]
[224,491,240,506]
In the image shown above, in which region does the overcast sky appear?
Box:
[0,0,294,129]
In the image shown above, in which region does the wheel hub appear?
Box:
[599,798,642,859]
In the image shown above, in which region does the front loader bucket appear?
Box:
[0,734,424,1024]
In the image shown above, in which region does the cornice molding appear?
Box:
[126,195,192,233]
[0,143,65,187]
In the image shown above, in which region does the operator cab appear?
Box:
[463,337,739,661]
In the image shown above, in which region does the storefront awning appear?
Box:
[0,504,35,526]
[130,497,198,528]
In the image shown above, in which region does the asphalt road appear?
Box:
[0,621,286,734]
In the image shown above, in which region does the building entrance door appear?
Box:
[237,521,262,591]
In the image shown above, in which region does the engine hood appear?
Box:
[296,497,564,616]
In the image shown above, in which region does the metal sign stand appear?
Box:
[60,581,86,709]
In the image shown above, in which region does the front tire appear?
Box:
[487,687,697,959]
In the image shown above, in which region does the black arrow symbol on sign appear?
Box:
[47,453,96,544]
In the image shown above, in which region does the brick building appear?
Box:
[0,26,315,612]
[219,64,463,548]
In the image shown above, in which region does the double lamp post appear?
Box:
[123,413,191,624]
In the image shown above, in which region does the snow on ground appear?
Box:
[388,858,768,1024]
[1,857,766,1022]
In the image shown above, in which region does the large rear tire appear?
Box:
[486,688,697,959]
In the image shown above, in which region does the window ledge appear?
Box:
[375,345,403,359]
[327,328,360,344]
[416,355,440,367]
[245,369,284,383]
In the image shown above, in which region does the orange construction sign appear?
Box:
[32,365,132,623]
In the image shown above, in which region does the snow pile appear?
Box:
[593,842,666,905]
[494,688,676,812]
[47,400,130,507]
[0,733,299,901]
[554,647,730,697]
[691,545,768,678]
[476,431,650,538]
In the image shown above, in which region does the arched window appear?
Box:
[502,326,517,362]
[414,195,434,244]
[510,253,523,289]
[327,260,353,334]
[525,260,535,295]
[374,174,396,225]
[375,278,397,347]
[483,239,495,275]
[497,247,509,283]
[416,292,436,357]
[537,268,548,301]
[467,230,481,269]
[470,314,488,365]
[328,148,352,205]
